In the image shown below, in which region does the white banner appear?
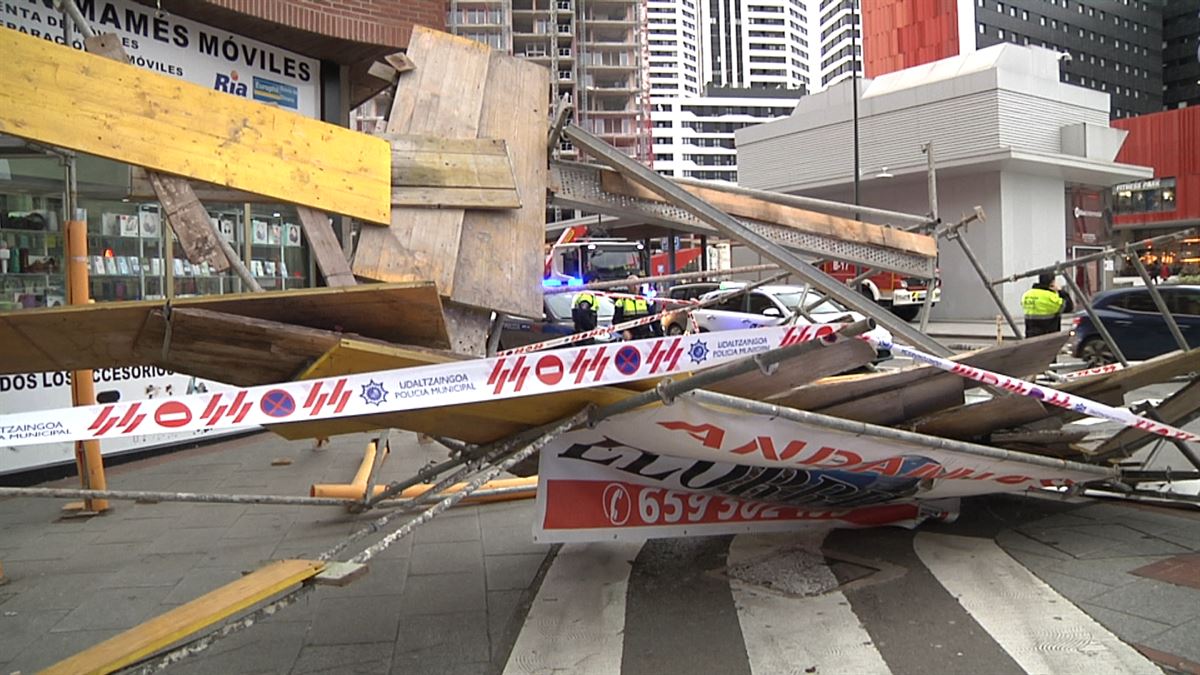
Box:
[3,0,319,117]
[0,324,845,448]
[533,398,1112,542]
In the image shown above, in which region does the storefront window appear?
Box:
[0,136,313,310]
[1113,177,1177,214]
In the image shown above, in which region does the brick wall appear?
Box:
[200,0,445,48]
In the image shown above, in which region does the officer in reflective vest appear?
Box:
[614,293,664,340]
[572,291,599,346]
[1021,272,1073,337]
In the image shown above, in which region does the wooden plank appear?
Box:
[353,26,493,292]
[147,173,230,271]
[1094,378,1200,458]
[135,308,343,386]
[0,283,450,376]
[42,559,324,675]
[598,170,938,258]
[386,136,516,189]
[909,348,1200,441]
[0,29,390,224]
[818,374,966,426]
[908,397,1048,440]
[295,207,356,287]
[391,186,521,209]
[713,340,878,400]
[449,51,549,316]
[772,332,1068,414]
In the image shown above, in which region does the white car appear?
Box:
[691,284,863,332]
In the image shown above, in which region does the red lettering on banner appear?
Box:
[535,354,564,386]
[657,420,726,448]
[807,446,862,468]
[995,474,1032,485]
[779,324,833,347]
[153,400,192,428]
[848,456,905,477]
[88,403,147,436]
[568,347,609,384]
[299,380,351,418]
[198,391,254,427]
[729,436,810,462]
[645,339,683,374]
[487,357,531,395]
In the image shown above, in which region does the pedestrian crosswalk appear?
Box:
[503,530,1162,675]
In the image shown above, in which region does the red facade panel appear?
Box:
[863,0,960,79]
[1112,107,1200,228]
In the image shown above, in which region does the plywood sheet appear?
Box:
[353,27,493,292]
[0,283,449,375]
[1094,377,1200,458]
[599,170,937,258]
[449,51,549,316]
[908,397,1048,440]
[0,29,390,224]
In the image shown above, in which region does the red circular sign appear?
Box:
[535,354,564,386]
[154,400,192,428]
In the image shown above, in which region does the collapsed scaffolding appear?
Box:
[1,16,1199,674]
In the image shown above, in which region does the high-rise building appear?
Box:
[703,0,814,91]
[648,0,704,96]
[449,0,652,161]
[1163,0,1200,109]
[862,0,1166,118]
[818,0,863,88]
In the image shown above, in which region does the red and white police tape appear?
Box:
[867,335,1199,443]
[0,324,847,448]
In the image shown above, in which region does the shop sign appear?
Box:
[1113,177,1175,193]
[2,0,319,118]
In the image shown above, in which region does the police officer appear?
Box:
[572,291,599,346]
[1021,272,1074,337]
[613,292,664,340]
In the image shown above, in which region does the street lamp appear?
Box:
[850,0,860,213]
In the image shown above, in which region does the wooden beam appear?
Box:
[598,170,938,258]
[135,308,344,386]
[295,207,356,287]
[0,29,390,224]
[42,559,325,675]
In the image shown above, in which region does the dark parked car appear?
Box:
[499,292,617,349]
[1071,285,1200,365]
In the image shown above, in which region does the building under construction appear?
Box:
[449,0,653,162]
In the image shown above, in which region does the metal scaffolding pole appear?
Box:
[562,124,951,356]
[919,142,939,333]
[1127,254,1189,352]
[989,228,1197,286]
[941,209,1024,339]
[1061,272,1128,366]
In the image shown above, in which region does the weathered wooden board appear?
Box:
[909,348,1200,441]
[599,170,938,258]
[818,374,967,426]
[907,396,1048,440]
[295,207,356,287]
[1094,377,1200,458]
[147,173,231,271]
[0,283,449,375]
[354,27,493,291]
[772,333,1068,415]
[135,308,344,386]
[0,29,390,224]
[387,135,520,209]
[43,559,324,675]
[713,340,878,400]
[450,51,549,316]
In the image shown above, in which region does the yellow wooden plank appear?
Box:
[0,30,390,224]
[598,170,938,258]
[43,559,325,675]
[386,136,516,189]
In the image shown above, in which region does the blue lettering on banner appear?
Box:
[253,76,298,109]
[213,70,248,97]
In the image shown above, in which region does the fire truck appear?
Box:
[819,260,941,321]
[544,225,648,287]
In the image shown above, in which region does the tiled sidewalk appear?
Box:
[0,431,552,674]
